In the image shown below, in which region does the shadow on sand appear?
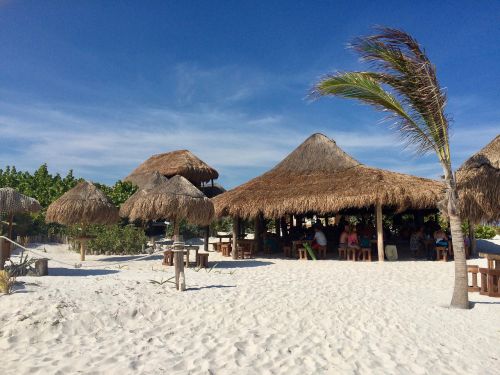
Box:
[99,255,163,262]
[212,260,274,269]
[187,285,236,291]
[48,268,120,277]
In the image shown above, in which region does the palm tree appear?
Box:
[312,27,469,309]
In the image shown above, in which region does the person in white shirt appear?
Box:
[312,226,327,250]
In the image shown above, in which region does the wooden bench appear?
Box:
[298,248,308,260]
[237,244,253,259]
[346,247,359,261]
[338,246,347,260]
[221,243,232,257]
[196,253,209,268]
[467,265,480,292]
[360,248,372,262]
[315,245,327,259]
[436,246,448,261]
[163,250,174,266]
[479,268,500,297]
[283,246,292,258]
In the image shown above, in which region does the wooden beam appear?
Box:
[376,202,384,262]
[232,216,239,260]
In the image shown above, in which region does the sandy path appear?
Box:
[0,244,498,374]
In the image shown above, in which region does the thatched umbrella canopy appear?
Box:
[120,175,214,235]
[456,135,499,224]
[123,171,168,190]
[125,150,218,185]
[0,187,41,239]
[46,181,119,226]
[214,133,444,219]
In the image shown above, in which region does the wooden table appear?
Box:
[479,252,500,270]
[478,252,500,297]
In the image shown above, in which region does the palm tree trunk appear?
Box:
[443,166,469,309]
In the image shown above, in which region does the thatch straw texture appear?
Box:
[0,187,41,214]
[456,135,500,224]
[123,171,168,190]
[126,150,218,185]
[46,181,119,225]
[214,133,444,219]
[120,175,214,225]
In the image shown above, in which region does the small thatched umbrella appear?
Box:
[125,150,219,186]
[456,135,500,224]
[120,175,214,238]
[46,181,119,260]
[0,187,41,239]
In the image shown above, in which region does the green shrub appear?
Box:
[475,225,497,239]
[87,225,147,254]
[166,219,205,239]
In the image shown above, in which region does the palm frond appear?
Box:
[343,27,450,162]
[312,72,437,154]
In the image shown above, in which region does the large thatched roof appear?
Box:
[0,187,41,215]
[125,150,218,185]
[46,181,119,225]
[456,135,500,224]
[214,133,444,219]
[120,175,214,225]
[123,171,168,190]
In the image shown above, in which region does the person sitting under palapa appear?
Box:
[311,225,327,258]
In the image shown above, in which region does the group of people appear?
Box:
[409,226,452,260]
[311,223,369,252]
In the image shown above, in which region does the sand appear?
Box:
[0,243,499,375]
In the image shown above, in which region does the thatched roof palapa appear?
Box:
[123,171,168,190]
[46,181,119,225]
[120,175,214,225]
[125,150,218,185]
[456,135,500,224]
[214,133,444,219]
[0,187,41,214]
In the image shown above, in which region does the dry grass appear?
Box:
[46,181,119,225]
[125,150,218,185]
[0,270,15,294]
[456,135,500,224]
[214,133,444,219]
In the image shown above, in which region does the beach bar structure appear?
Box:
[456,135,499,254]
[125,149,219,188]
[214,133,444,261]
[125,150,221,251]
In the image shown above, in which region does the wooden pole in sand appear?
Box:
[254,214,262,254]
[376,202,384,262]
[232,216,239,260]
[79,239,86,261]
[203,226,209,252]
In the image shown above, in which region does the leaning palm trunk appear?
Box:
[442,167,468,308]
[313,27,470,309]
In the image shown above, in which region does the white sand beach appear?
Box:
[1,243,499,375]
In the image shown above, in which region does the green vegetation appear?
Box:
[87,225,148,255]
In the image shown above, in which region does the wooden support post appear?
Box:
[79,239,86,261]
[203,226,209,252]
[254,214,262,254]
[232,216,239,260]
[173,249,186,291]
[468,221,476,256]
[376,202,384,262]
[0,238,4,270]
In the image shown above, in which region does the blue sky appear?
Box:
[0,1,498,188]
